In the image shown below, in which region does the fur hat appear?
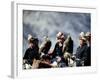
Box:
[56,32,63,38]
[86,32,91,37]
[79,32,86,41]
[28,34,33,41]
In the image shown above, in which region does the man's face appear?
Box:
[79,39,84,46]
[29,43,34,48]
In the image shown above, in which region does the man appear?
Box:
[51,32,67,67]
[62,34,73,66]
[63,34,73,55]
[85,32,91,66]
[23,36,40,69]
[86,32,91,47]
[52,32,65,58]
[39,36,52,55]
[75,32,88,66]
